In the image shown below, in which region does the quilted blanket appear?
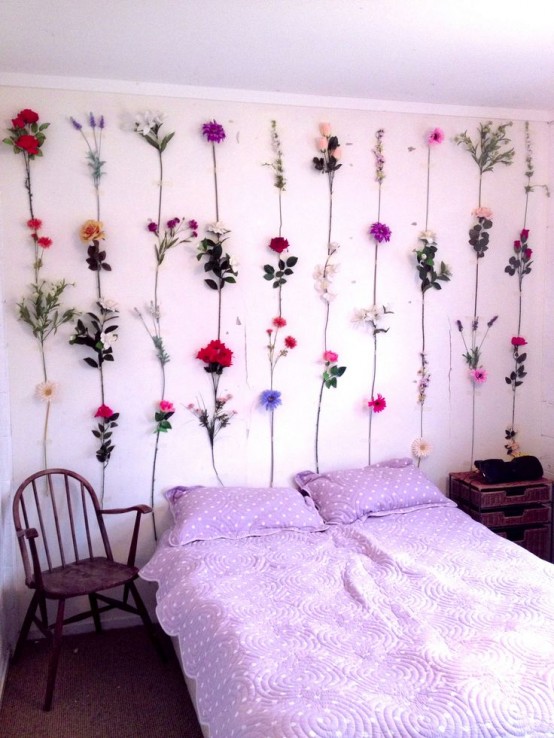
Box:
[141,505,554,738]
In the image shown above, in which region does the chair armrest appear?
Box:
[99,505,152,567]
[100,504,152,516]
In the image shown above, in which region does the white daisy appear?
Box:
[36,381,58,403]
[411,437,432,459]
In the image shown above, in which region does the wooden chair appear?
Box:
[12,468,165,710]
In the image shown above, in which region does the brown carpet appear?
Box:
[0,626,205,738]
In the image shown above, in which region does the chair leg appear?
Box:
[89,593,102,633]
[43,599,65,711]
[128,581,166,662]
[12,591,40,663]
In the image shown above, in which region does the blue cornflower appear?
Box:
[260,389,282,411]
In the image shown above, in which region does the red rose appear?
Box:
[513,240,521,251]
[15,134,40,155]
[523,248,532,260]
[18,109,39,124]
[11,116,25,128]
[95,404,114,419]
[511,336,527,347]
[197,339,233,368]
[269,236,289,254]
[520,228,529,241]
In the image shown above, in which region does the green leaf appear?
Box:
[286,256,298,267]
[204,278,219,290]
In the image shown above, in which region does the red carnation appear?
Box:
[27,218,42,230]
[511,336,527,347]
[272,316,286,328]
[18,109,39,124]
[269,236,289,254]
[284,336,297,349]
[15,134,40,155]
[11,116,25,129]
[37,236,52,249]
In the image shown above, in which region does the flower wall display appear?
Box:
[0,89,551,570]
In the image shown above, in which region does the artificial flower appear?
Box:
[80,219,105,243]
[368,394,387,413]
[269,236,289,253]
[35,380,58,402]
[15,135,40,156]
[188,219,199,237]
[159,400,174,413]
[319,122,331,137]
[134,111,165,137]
[206,221,229,235]
[202,120,226,143]
[27,218,42,230]
[524,248,533,260]
[369,222,392,243]
[521,228,529,240]
[284,336,297,349]
[323,350,338,363]
[469,368,488,383]
[99,331,118,348]
[472,206,493,219]
[418,229,436,243]
[37,236,52,249]
[98,298,119,311]
[427,128,444,145]
[411,437,432,458]
[19,109,39,124]
[95,404,115,418]
[272,316,287,328]
[197,339,233,369]
[511,336,527,347]
[260,389,282,411]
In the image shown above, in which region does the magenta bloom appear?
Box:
[369,222,391,244]
[368,394,386,413]
[159,400,174,413]
[323,350,338,363]
[147,221,158,233]
[523,248,533,260]
[511,336,527,347]
[166,217,180,230]
[427,128,444,145]
[202,120,226,143]
[95,404,114,419]
[470,368,488,384]
[520,228,529,240]
[269,236,289,253]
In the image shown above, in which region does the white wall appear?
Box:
[0,81,551,641]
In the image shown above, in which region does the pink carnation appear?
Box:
[427,128,444,145]
[470,368,488,384]
[323,350,338,363]
[159,400,174,413]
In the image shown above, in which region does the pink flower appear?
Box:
[470,368,488,384]
[284,336,297,349]
[159,400,174,413]
[27,218,42,231]
[316,137,327,152]
[427,128,444,145]
[333,146,342,160]
[472,206,493,220]
[272,316,286,328]
[511,336,527,347]
[319,123,331,137]
[323,350,338,363]
[95,404,114,419]
[368,394,386,413]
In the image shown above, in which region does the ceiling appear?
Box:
[2,0,554,111]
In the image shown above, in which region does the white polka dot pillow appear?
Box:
[295,458,454,524]
[164,485,327,546]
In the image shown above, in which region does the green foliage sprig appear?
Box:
[454,121,514,176]
[414,232,451,293]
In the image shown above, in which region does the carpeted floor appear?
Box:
[0,625,205,737]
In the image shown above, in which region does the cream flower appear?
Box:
[418,230,436,243]
[411,437,432,459]
[100,331,118,348]
[472,206,493,219]
[36,381,58,403]
[98,298,119,312]
[206,221,229,235]
[134,111,165,136]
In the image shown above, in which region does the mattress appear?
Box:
[141,504,554,738]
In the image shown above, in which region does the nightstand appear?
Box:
[449,471,553,563]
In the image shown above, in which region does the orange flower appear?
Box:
[80,219,105,243]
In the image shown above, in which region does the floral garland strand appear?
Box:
[314,350,347,473]
[411,128,451,464]
[260,121,298,485]
[312,123,346,472]
[133,111,196,538]
[188,121,238,484]
[4,108,76,469]
[69,113,119,503]
[353,129,393,465]
[503,122,549,456]
[454,121,514,466]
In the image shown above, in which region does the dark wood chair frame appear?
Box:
[12,468,165,711]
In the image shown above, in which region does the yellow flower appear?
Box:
[36,381,58,402]
[80,219,105,243]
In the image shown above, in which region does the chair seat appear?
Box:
[37,558,139,598]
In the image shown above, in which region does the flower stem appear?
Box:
[212,144,219,222]
[150,434,160,540]
[315,380,325,473]
[269,410,275,487]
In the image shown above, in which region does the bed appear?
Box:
[140,458,554,738]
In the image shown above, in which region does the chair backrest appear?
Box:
[13,469,113,587]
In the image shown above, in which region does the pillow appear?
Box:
[165,485,327,546]
[295,458,454,524]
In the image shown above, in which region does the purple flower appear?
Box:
[89,112,96,128]
[147,221,159,233]
[166,217,180,230]
[188,219,199,231]
[369,222,392,244]
[99,115,105,130]
[70,117,82,130]
[202,120,226,143]
[260,389,282,411]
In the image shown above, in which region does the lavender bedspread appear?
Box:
[140,505,554,738]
